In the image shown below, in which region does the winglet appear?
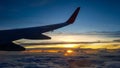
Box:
[66,7,80,24]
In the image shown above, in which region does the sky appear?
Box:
[0,0,120,33]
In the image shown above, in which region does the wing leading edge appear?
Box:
[0,7,80,51]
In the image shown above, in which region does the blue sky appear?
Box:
[0,0,120,33]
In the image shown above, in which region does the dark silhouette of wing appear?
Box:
[0,42,25,51]
[0,7,80,51]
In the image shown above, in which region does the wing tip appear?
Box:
[66,7,80,24]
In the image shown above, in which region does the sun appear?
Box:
[66,50,73,53]
[64,50,75,56]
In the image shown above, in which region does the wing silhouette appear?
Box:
[0,7,80,51]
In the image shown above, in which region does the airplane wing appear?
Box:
[0,7,80,51]
[5,7,80,33]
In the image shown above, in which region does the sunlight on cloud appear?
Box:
[62,44,78,48]
[15,33,118,43]
[48,34,116,42]
[25,42,120,49]
[15,33,120,49]
[25,44,79,49]
[80,43,120,49]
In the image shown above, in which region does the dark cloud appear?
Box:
[80,31,120,38]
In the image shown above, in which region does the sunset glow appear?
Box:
[17,34,120,50]
[24,42,120,49]
[25,44,79,49]
[80,43,120,49]
[49,34,113,42]
[23,41,120,56]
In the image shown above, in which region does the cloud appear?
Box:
[0,54,67,68]
[113,39,120,42]
[72,31,120,38]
